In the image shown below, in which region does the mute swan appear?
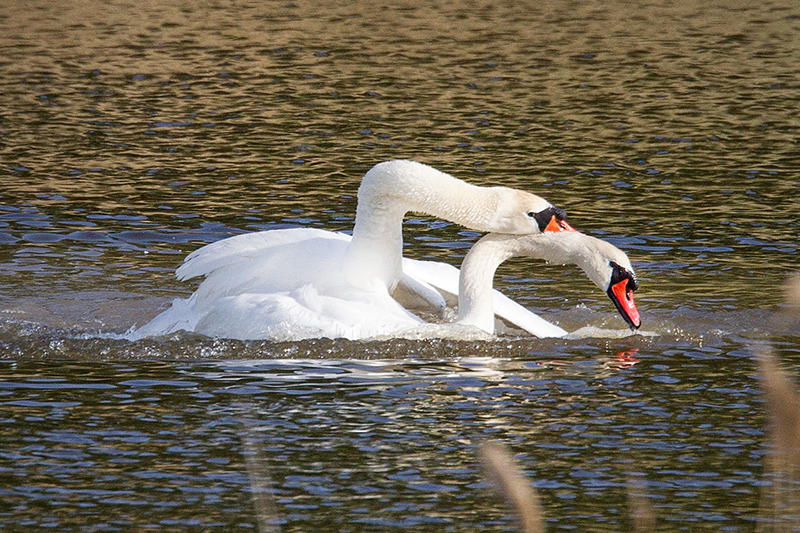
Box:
[129,229,639,341]
[128,160,575,341]
[407,231,641,336]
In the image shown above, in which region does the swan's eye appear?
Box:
[610,261,638,291]
[526,211,536,218]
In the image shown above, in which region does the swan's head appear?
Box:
[488,188,577,234]
[572,236,640,330]
[605,259,640,330]
[499,231,641,329]
[553,233,640,330]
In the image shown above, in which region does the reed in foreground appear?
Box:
[756,273,800,532]
[481,274,800,532]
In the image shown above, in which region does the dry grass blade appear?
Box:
[759,352,800,468]
[770,274,800,334]
[626,474,656,533]
[480,441,545,533]
[757,273,800,532]
[757,349,800,532]
[781,273,800,316]
[241,430,281,533]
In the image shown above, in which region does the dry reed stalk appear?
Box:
[757,349,800,532]
[241,429,281,533]
[480,442,660,532]
[627,474,656,533]
[480,441,545,533]
[756,273,800,532]
[780,273,800,317]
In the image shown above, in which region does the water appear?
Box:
[0,354,770,531]
[1,0,799,530]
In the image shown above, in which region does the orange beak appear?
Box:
[544,215,578,233]
[609,278,641,329]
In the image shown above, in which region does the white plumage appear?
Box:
[126,161,639,341]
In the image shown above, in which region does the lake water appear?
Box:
[1,0,799,530]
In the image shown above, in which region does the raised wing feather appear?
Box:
[177,228,350,281]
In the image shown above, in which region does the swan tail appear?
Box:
[124,296,200,340]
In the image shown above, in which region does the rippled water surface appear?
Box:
[1,0,799,530]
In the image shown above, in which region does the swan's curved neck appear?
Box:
[456,236,516,333]
[457,232,609,334]
[344,161,501,291]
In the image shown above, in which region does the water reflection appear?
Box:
[0,352,768,530]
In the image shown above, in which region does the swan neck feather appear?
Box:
[456,232,629,333]
[345,160,500,291]
[457,237,514,333]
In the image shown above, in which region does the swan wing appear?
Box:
[396,258,458,312]
[401,257,567,338]
[177,228,349,281]
[178,229,354,305]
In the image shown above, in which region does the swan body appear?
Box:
[136,229,420,340]
[128,230,640,341]
[127,160,583,341]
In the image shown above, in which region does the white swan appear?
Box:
[129,230,639,341]
[405,231,641,336]
[128,160,575,340]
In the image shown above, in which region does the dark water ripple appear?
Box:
[0,354,772,530]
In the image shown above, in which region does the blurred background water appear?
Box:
[0,0,798,530]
